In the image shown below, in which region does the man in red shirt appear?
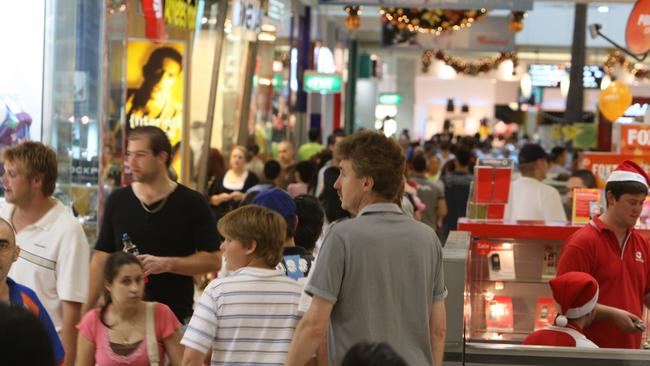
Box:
[558,160,649,348]
[524,272,598,348]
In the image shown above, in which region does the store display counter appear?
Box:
[442,219,650,365]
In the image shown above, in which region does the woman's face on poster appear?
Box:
[151,57,181,100]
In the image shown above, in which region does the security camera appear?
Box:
[588,23,602,39]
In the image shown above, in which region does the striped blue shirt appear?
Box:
[181,267,303,365]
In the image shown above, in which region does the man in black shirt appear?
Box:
[83,126,220,322]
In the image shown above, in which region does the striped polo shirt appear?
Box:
[181,267,303,365]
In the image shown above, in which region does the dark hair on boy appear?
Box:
[128,126,173,167]
[294,195,325,253]
[571,169,597,189]
[0,302,56,366]
[605,181,648,203]
[263,159,281,181]
[335,131,405,201]
[218,205,287,267]
[296,160,317,183]
[341,342,408,366]
[551,146,566,162]
[455,147,472,167]
[308,128,320,143]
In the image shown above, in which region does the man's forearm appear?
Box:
[432,331,445,366]
[168,251,221,276]
[62,301,82,366]
[430,300,446,366]
[285,317,327,366]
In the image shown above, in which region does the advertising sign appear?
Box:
[126,40,185,178]
[618,123,650,155]
[571,188,602,225]
[581,152,650,188]
[626,0,650,54]
[303,71,342,94]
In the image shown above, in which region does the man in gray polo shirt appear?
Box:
[285,131,447,366]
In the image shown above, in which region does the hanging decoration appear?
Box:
[421,49,518,75]
[603,50,650,80]
[599,81,633,122]
[379,8,488,35]
[508,11,526,33]
[344,6,361,31]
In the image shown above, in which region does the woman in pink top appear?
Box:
[76,252,183,366]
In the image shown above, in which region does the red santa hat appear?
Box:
[606,160,650,189]
[550,272,599,327]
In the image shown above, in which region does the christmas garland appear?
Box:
[422,49,518,75]
[380,8,488,35]
[603,50,650,80]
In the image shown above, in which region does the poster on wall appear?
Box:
[125,40,185,180]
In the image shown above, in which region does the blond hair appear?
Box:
[217,205,287,267]
[2,141,57,196]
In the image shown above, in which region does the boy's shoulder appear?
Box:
[205,267,303,293]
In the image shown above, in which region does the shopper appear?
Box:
[285,131,447,366]
[1,141,89,366]
[245,143,264,179]
[558,160,650,349]
[181,205,302,365]
[252,188,314,281]
[76,252,183,366]
[504,143,567,222]
[0,217,64,365]
[315,129,346,197]
[208,145,259,223]
[411,154,447,232]
[85,126,220,324]
[288,160,317,198]
[441,147,473,240]
[276,140,297,189]
[246,159,281,194]
[565,169,598,219]
[298,128,324,161]
[548,146,570,176]
[523,272,598,348]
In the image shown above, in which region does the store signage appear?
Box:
[528,64,604,89]
[551,123,597,149]
[619,124,650,155]
[232,0,262,32]
[142,0,166,41]
[70,159,99,185]
[378,93,402,105]
[626,0,650,54]
[267,0,286,22]
[303,71,342,94]
[320,0,533,11]
[581,152,650,188]
[383,17,515,52]
[572,188,601,225]
[164,0,197,30]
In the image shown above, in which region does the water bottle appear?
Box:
[122,233,140,256]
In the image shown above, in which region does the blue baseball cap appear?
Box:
[252,188,297,219]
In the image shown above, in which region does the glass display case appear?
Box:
[441,220,650,365]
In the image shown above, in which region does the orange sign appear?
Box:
[626,0,650,54]
[581,152,650,188]
[571,188,601,225]
[620,124,650,155]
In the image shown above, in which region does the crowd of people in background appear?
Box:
[0,123,619,366]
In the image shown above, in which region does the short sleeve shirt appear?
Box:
[77,302,180,366]
[95,184,219,321]
[504,177,567,222]
[3,200,90,332]
[305,203,446,366]
[558,215,650,348]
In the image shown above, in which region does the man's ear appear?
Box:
[362,176,375,192]
[12,245,20,263]
[157,151,169,166]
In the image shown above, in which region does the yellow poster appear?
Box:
[126,40,185,178]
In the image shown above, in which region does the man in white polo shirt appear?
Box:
[1,141,89,366]
[504,143,567,222]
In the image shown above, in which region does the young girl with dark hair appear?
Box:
[76,252,183,366]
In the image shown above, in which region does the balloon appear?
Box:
[599,81,632,122]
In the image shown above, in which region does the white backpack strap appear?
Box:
[146,302,160,366]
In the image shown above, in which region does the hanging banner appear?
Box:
[142,0,167,41]
[581,152,650,188]
[550,123,597,149]
[382,16,515,51]
[626,0,650,54]
[125,40,185,178]
[164,0,198,30]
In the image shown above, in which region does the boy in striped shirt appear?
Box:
[181,205,303,365]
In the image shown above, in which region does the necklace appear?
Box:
[139,195,168,214]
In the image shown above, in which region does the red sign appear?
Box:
[620,124,650,155]
[581,152,650,188]
[626,0,650,54]
[142,0,167,42]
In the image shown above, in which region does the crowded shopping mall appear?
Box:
[2,0,650,365]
